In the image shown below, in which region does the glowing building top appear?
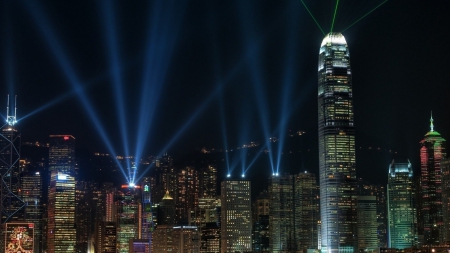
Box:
[162,190,173,200]
[6,95,17,126]
[320,32,347,47]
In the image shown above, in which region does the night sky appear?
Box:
[1,0,450,185]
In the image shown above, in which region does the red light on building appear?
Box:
[64,136,69,140]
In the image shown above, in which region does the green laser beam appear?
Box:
[342,0,388,32]
[330,0,340,33]
[300,0,326,36]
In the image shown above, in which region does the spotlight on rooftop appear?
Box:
[128,182,136,188]
[241,174,245,178]
[227,174,231,178]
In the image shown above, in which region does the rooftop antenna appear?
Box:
[6,94,17,126]
[430,111,434,132]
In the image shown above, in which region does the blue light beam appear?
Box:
[22,1,129,182]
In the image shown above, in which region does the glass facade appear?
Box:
[221,180,252,253]
[295,172,320,251]
[318,32,357,253]
[269,174,295,252]
[387,160,417,249]
[419,117,446,245]
[47,171,76,253]
[357,196,378,251]
[47,135,76,253]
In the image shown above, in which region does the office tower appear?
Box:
[75,181,95,253]
[253,190,270,223]
[0,100,24,224]
[116,186,141,253]
[221,179,252,253]
[357,196,378,252]
[158,190,176,226]
[201,222,220,253]
[200,164,218,197]
[152,225,174,252]
[195,197,220,252]
[387,160,417,249]
[269,174,295,252]
[151,154,176,208]
[441,159,450,243]
[95,221,117,253]
[20,170,43,253]
[358,180,387,248]
[295,171,320,251]
[172,226,201,252]
[318,32,357,253]
[47,135,76,253]
[141,177,153,243]
[176,166,199,224]
[419,116,446,245]
[252,214,270,253]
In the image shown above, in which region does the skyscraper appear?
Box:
[387,160,417,249]
[357,196,378,252]
[269,174,295,252]
[441,159,450,243]
[419,116,446,245]
[47,135,76,253]
[221,179,252,253]
[295,171,320,251]
[0,99,24,225]
[20,170,43,253]
[318,32,357,253]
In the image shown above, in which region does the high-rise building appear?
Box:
[158,190,176,226]
[141,177,153,244]
[20,170,43,253]
[47,135,76,253]
[441,159,450,244]
[151,154,176,208]
[176,166,199,224]
[295,171,320,251]
[269,174,295,252]
[221,179,252,253]
[0,112,24,224]
[201,222,220,253]
[200,164,218,197]
[318,32,357,253]
[419,116,446,245]
[253,190,270,223]
[116,185,141,253]
[357,196,378,252]
[358,179,387,248]
[95,221,117,253]
[387,160,417,249]
[172,226,200,252]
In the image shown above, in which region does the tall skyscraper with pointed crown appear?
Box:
[318,32,357,253]
[419,114,446,245]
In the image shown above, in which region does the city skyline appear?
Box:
[1,1,450,184]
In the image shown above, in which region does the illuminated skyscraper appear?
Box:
[116,185,141,253]
[419,116,446,245]
[441,159,450,243]
[176,166,199,223]
[295,172,320,251]
[318,32,357,253]
[20,170,43,253]
[221,179,252,253]
[387,160,417,249]
[357,196,377,252]
[0,96,24,225]
[47,135,76,253]
[141,177,153,244]
[269,174,295,252]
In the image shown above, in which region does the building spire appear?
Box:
[430,111,434,132]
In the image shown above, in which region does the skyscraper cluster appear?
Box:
[0,31,449,253]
